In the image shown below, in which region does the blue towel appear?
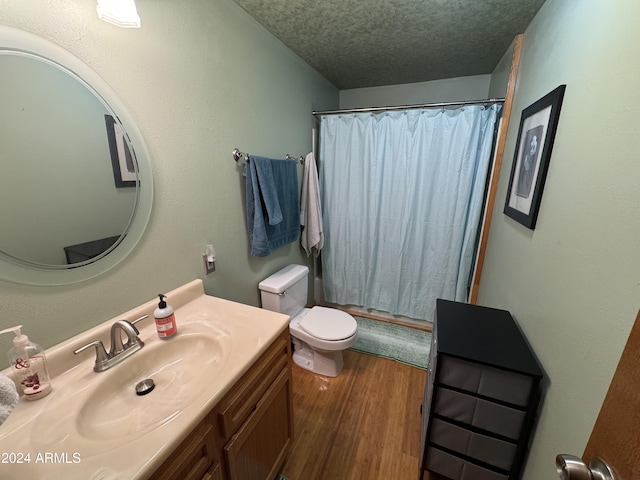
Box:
[244,156,300,256]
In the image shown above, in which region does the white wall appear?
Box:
[481,1,640,478]
[0,0,338,356]
[339,74,491,109]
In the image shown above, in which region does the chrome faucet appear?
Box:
[74,315,147,372]
[110,319,143,355]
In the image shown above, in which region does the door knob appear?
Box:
[556,455,592,480]
[556,454,617,480]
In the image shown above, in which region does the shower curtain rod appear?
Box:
[312,98,505,116]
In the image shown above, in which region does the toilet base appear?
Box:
[291,337,345,377]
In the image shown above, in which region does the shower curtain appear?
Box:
[319,105,500,321]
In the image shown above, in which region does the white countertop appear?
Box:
[0,279,289,480]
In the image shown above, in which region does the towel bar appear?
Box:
[233,148,304,165]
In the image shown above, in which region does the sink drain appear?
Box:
[135,378,155,396]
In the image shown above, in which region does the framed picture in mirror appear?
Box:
[504,85,566,229]
[105,114,136,187]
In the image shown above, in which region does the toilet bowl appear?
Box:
[289,306,358,376]
[259,265,358,377]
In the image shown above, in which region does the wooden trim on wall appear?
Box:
[468,34,523,304]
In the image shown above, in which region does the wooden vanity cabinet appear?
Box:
[149,329,293,480]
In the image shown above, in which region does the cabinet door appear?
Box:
[224,368,292,480]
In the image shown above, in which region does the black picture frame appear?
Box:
[105,114,136,188]
[504,85,566,229]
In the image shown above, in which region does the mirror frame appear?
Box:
[0,26,153,286]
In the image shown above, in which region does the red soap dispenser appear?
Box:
[154,294,177,339]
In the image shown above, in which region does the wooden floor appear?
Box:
[281,350,428,480]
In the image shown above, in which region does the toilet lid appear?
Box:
[300,307,358,341]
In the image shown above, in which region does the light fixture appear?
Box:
[96,0,141,28]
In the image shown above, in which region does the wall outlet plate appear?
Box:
[203,255,215,275]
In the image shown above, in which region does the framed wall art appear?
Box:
[105,114,137,188]
[504,85,566,229]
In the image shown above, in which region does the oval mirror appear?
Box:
[0,27,153,285]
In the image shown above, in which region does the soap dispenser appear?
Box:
[0,326,52,401]
[154,294,177,339]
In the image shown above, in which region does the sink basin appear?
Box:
[75,332,225,441]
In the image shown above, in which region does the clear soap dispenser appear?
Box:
[0,326,52,401]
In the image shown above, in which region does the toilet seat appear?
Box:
[300,306,358,341]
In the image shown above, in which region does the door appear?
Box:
[559,309,640,479]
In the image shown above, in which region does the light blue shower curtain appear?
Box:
[319,105,500,320]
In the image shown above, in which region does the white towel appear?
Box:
[300,152,324,257]
[0,373,19,425]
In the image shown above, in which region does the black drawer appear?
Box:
[438,356,534,407]
[429,418,517,471]
[433,387,525,440]
[426,446,509,480]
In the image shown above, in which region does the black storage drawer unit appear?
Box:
[419,299,543,480]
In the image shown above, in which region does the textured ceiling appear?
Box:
[231,0,546,90]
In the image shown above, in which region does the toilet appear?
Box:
[259,264,358,377]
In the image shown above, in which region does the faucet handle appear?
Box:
[73,340,109,372]
[131,314,149,326]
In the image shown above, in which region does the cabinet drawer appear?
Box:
[202,461,223,480]
[217,331,289,438]
[430,418,516,471]
[438,356,534,407]
[426,446,508,480]
[434,387,525,440]
[149,411,217,480]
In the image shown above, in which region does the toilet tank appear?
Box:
[259,264,309,318]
